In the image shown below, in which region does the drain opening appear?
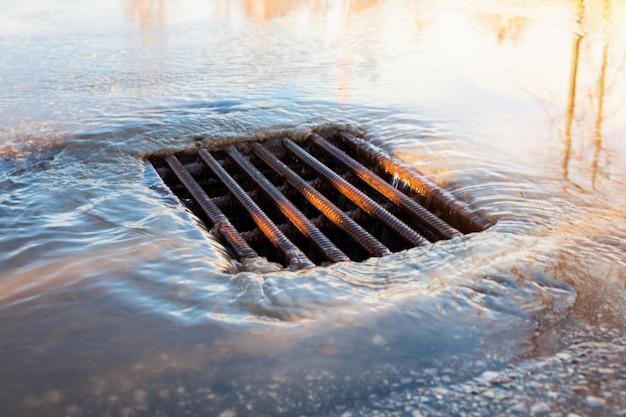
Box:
[149,130,491,270]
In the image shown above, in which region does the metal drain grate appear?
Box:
[150,130,490,270]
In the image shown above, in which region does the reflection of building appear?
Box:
[479,14,528,44]
[222,0,379,104]
[336,0,379,104]
[240,0,297,21]
[125,0,166,28]
[123,0,168,58]
[232,0,379,22]
[343,0,380,14]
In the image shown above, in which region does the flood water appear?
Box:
[1,0,625,416]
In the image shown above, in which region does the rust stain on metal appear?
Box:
[199,149,314,270]
[226,145,349,263]
[252,142,391,258]
[283,139,427,247]
[337,132,490,233]
[164,155,257,261]
[309,133,462,240]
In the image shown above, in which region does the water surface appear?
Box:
[1,0,625,416]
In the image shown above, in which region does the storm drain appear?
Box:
[150,130,490,270]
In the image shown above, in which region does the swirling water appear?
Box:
[0,1,625,416]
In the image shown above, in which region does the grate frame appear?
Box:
[149,129,490,271]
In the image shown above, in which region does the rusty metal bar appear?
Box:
[252,142,391,257]
[157,162,203,180]
[338,132,490,233]
[163,155,258,260]
[210,178,326,209]
[310,133,462,240]
[239,206,388,246]
[283,139,428,247]
[240,215,316,244]
[226,146,349,263]
[198,149,314,270]
[157,159,239,181]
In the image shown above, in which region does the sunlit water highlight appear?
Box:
[0,0,625,416]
